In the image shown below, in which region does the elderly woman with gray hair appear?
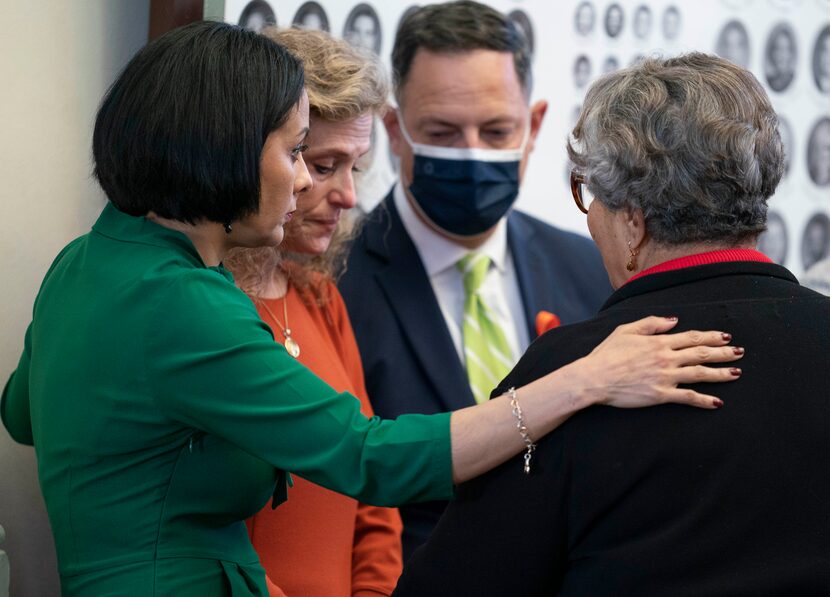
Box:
[393,53,830,596]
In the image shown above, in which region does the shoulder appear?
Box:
[35,235,89,307]
[152,267,263,337]
[341,199,400,285]
[299,275,350,322]
[39,234,88,285]
[348,196,398,253]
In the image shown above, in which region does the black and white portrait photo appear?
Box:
[574,55,592,89]
[807,118,830,187]
[343,3,382,54]
[715,20,751,69]
[813,25,830,94]
[602,55,620,74]
[757,211,789,265]
[574,2,596,36]
[508,9,535,58]
[802,212,830,270]
[292,2,329,32]
[778,115,795,177]
[605,3,625,38]
[238,0,276,33]
[633,5,653,40]
[662,5,682,41]
[764,23,798,92]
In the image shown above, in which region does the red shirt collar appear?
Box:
[626,249,773,284]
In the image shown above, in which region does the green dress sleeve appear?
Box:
[1,238,82,446]
[1,323,34,445]
[144,269,454,507]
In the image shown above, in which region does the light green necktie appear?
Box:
[457,253,514,404]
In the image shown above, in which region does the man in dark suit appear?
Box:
[338,0,611,559]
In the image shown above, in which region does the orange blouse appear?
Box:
[246,280,403,597]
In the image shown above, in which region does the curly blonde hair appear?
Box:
[225,27,389,302]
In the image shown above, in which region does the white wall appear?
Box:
[227,0,830,275]
[0,1,150,594]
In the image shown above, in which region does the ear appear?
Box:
[527,99,548,153]
[624,205,647,250]
[383,107,403,157]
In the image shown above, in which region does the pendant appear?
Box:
[283,331,300,358]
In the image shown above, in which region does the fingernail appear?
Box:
[721,332,732,342]
[732,347,745,356]
[665,316,678,321]
[713,398,724,408]
[730,367,742,376]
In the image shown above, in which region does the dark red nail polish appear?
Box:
[713,398,724,408]
[730,367,742,376]
[732,347,745,356]
[721,333,732,342]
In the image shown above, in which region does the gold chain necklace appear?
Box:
[256,295,301,358]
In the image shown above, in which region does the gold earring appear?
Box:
[626,240,638,272]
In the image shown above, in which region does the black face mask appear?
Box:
[399,116,528,236]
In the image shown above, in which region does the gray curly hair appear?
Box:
[568,52,785,245]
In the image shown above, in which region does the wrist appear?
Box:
[557,356,606,408]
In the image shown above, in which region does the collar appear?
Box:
[603,258,797,311]
[393,181,508,276]
[91,203,233,282]
[626,249,772,284]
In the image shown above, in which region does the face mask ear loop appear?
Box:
[517,115,532,154]
[396,110,419,150]
[395,110,416,190]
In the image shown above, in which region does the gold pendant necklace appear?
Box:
[257,295,300,358]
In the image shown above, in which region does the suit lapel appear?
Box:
[508,213,549,340]
[367,197,475,412]
[510,212,589,340]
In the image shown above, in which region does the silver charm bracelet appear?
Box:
[508,386,537,474]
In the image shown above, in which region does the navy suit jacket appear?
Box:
[339,192,612,559]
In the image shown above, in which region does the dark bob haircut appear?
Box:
[93,20,305,225]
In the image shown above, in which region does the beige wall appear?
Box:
[0,2,150,594]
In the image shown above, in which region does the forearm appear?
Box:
[449,316,743,484]
[450,361,590,484]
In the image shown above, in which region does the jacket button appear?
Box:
[424,161,434,175]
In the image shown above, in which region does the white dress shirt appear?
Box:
[393,183,530,368]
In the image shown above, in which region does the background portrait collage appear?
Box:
[227,0,830,274]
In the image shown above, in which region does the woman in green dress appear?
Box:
[0,21,743,596]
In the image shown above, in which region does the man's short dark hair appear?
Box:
[391,0,532,101]
[93,20,304,225]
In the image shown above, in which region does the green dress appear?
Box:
[1,204,453,596]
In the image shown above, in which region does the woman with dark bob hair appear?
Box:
[2,24,743,596]
[394,53,830,596]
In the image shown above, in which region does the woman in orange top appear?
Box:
[225,28,403,596]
